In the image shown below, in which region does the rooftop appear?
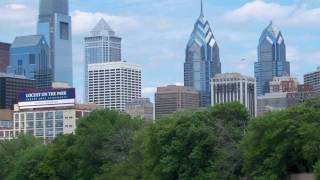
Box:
[11,35,45,48]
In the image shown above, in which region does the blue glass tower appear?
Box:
[255,21,290,96]
[184,0,221,107]
[8,35,52,89]
[37,0,73,87]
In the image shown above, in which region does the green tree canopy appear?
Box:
[241,98,320,179]
[143,102,250,180]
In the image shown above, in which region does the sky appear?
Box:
[0,0,319,102]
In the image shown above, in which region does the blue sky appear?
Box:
[0,0,319,102]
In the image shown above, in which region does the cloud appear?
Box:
[71,10,139,36]
[224,0,320,26]
[0,3,36,28]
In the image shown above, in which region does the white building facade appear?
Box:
[88,62,142,112]
[211,73,257,117]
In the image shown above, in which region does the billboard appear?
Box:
[18,88,76,109]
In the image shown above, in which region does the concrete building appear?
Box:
[184,0,221,107]
[13,88,98,143]
[0,109,14,140]
[0,42,10,73]
[125,98,153,120]
[84,18,122,102]
[88,62,142,112]
[257,85,320,116]
[304,67,320,92]
[255,21,290,96]
[269,76,298,93]
[155,85,199,119]
[0,73,34,109]
[8,35,52,89]
[257,92,288,116]
[211,73,256,117]
[37,0,73,86]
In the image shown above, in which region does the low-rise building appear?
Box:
[304,67,320,92]
[0,109,14,140]
[125,98,153,120]
[211,73,256,117]
[155,85,199,119]
[257,85,320,116]
[13,88,98,143]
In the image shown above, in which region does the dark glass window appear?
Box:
[60,22,69,40]
[29,54,35,64]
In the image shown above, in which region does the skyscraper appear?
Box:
[84,18,122,101]
[184,0,221,107]
[88,62,142,112]
[37,0,73,86]
[255,21,290,96]
[8,35,52,89]
[0,42,10,73]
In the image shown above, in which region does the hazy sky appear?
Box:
[0,0,319,102]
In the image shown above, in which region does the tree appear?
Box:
[143,102,250,180]
[72,109,147,179]
[0,135,41,178]
[241,98,320,179]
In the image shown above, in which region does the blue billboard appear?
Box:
[18,88,76,109]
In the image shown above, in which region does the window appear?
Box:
[60,22,69,40]
[29,54,35,64]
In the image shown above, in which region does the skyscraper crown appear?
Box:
[90,18,116,37]
[39,0,69,16]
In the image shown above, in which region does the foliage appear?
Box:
[241,99,320,179]
[0,135,41,178]
[143,102,249,180]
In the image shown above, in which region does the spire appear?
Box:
[200,0,204,17]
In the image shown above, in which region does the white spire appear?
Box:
[90,18,115,36]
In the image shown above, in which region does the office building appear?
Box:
[184,0,221,107]
[125,98,154,120]
[304,67,320,92]
[0,73,34,109]
[269,76,298,93]
[0,109,14,140]
[0,42,10,73]
[84,18,122,102]
[257,85,320,116]
[88,62,142,112]
[8,35,52,89]
[155,85,199,119]
[255,21,290,96]
[37,0,73,86]
[211,73,256,117]
[13,88,98,143]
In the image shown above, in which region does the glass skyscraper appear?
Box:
[84,18,122,102]
[37,0,73,87]
[184,0,221,107]
[254,21,290,96]
[8,35,52,89]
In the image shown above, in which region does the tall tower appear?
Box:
[84,18,122,102]
[254,21,290,96]
[37,0,73,87]
[184,0,221,107]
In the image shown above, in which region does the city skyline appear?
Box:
[0,0,319,101]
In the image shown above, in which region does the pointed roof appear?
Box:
[90,18,115,37]
[264,20,280,38]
